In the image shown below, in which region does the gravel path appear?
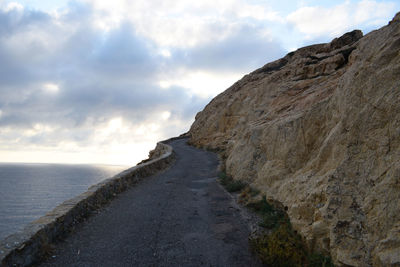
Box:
[39,138,261,266]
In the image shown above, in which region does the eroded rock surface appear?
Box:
[189,13,400,267]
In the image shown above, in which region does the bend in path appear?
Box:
[39,138,262,266]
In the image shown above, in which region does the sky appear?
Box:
[0,0,398,166]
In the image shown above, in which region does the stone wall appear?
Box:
[0,142,175,266]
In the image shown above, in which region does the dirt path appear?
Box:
[39,138,261,266]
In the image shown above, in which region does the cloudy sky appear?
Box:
[0,0,398,166]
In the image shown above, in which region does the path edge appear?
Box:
[0,141,176,266]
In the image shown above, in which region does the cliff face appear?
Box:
[189,13,400,267]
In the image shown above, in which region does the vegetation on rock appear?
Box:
[247,196,334,267]
[218,171,247,192]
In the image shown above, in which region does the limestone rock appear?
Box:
[137,143,169,165]
[189,13,400,267]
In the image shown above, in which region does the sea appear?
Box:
[0,163,127,241]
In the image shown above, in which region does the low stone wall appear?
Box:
[0,142,175,266]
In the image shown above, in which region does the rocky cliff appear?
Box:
[189,12,400,267]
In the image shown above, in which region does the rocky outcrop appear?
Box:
[137,142,171,164]
[189,12,400,267]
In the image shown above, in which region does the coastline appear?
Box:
[0,140,176,266]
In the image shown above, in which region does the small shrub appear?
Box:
[218,172,247,192]
[246,195,274,213]
[239,186,261,204]
[218,171,230,186]
[246,196,286,229]
[226,180,247,192]
[248,196,336,267]
[249,187,260,197]
[308,253,335,267]
[250,223,307,267]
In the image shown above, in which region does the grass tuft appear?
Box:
[248,196,335,266]
[218,172,247,192]
[238,186,260,204]
[250,223,307,267]
[246,196,286,229]
[308,253,335,267]
[217,172,336,266]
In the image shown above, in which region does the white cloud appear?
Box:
[43,83,59,93]
[0,0,362,166]
[82,0,283,48]
[159,70,243,98]
[236,3,283,22]
[354,0,395,26]
[159,49,171,58]
[286,0,396,39]
[0,112,185,165]
[161,111,171,120]
[23,123,55,137]
[3,2,23,12]
[0,4,202,165]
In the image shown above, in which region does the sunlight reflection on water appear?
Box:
[0,163,127,240]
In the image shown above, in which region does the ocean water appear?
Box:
[0,163,127,241]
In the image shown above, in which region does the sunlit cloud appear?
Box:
[286,0,396,39]
[0,0,398,165]
[82,0,284,48]
[159,71,243,98]
[43,83,59,93]
[161,111,171,121]
[23,123,55,137]
[159,49,171,58]
[4,2,23,12]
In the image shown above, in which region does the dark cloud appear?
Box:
[0,3,284,152]
[0,7,50,36]
[170,23,286,72]
[89,23,156,72]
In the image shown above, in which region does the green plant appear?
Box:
[218,172,247,192]
[246,196,286,229]
[218,171,230,186]
[226,180,247,192]
[249,187,260,197]
[238,186,260,204]
[308,253,335,267]
[248,196,336,267]
[250,223,307,267]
